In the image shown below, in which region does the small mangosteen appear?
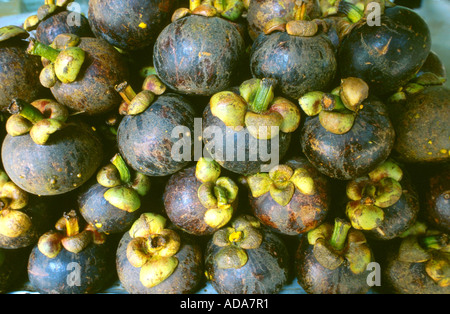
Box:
[116,213,204,294]
[115,79,195,177]
[386,79,449,164]
[28,210,115,294]
[0,26,44,112]
[299,77,395,180]
[336,2,431,96]
[383,224,450,294]
[205,215,290,294]
[246,0,321,41]
[295,218,375,294]
[88,0,177,52]
[203,77,301,175]
[245,156,331,235]
[164,157,239,236]
[423,164,450,233]
[153,0,246,96]
[24,0,93,46]
[2,99,103,196]
[250,1,337,100]
[344,159,420,240]
[26,34,129,115]
[78,153,151,234]
[0,170,54,249]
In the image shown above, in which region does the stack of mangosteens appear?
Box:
[0,0,448,295]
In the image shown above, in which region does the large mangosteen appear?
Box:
[163,157,239,236]
[245,156,331,235]
[250,1,337,100]
[2,99,103,196]
[299,77,395,180]
[0,26,43,113]
[205,215,290,294]
[153,1,246,97]
[203,78,301,175]
[116,213,204,294]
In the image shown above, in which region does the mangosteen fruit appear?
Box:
[299,77,395,180]
[115,81,196,177]
[26,34,129,115]
[344,159,420,240]
[163,157,239,236]
[78,153,151,234]
[423,164,450,233]
[0,170,53,249]
[246,0,321,41]
[88,0,177,52]
[153,0,246,96]
[0,26,43,113]
[24,1,93,46]
[383,226,450,294]
[387,83,449,164]
[2,99,103,196]
[203,77,301,175]
[245,156,331,235]
[205,215,290,294]
[28,210,115,294]
[295,218,375,294]
[116,213,204,294]
[337,2,431,96]
[250,2,337,100]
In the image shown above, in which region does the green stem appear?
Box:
[115,81,136,106]
[111,153,131,185]
[64,210,79,237]
[419,234,449,250]
[329,218,351,251]
[338,1,364,23]
[8,99,44,124]
[26,39,60,62]
[248,78,276,114]
[294,1,307,21]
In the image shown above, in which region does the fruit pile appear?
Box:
[0,0,448,294]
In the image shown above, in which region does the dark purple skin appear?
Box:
[249,156,331,236]
[117,93,195,177]
[116,231,204,294]
[78,182,142,234]
[205,228,290,294]
[0,40,43,112]
[250,31,337,100]
[1,121,104,196]
[50,37,130,115]
[36,10,93,46]
[28,240,115,294]
[424,165,450,233]
[153,15,246,97]
[202,104,292,176]
[338,5,431,96]
[0,196,53,249]
[163,166,238,236]
[301,96,395,180]
[88,0,176,52]
[295,235,372,294]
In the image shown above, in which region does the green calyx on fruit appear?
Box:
[345,159,403,231]
[115,81,161,116]
[210,78,301,139]
[27,35,85,85]
[196,158,238,229]
[398,233,450,287]
[97,153,151,213]
[0,171,30,238]
[23,0,75,31]
[172,0,244,22]
[126,213,181,288]
[246,164,315,206]
[298,77,369,134]
[38,210,106,258]
[6,99,69,145]
[307,218,372,274]
[0,25,29,42]
[212,215,263,269]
